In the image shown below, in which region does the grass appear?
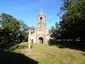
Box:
[12,42,85,64]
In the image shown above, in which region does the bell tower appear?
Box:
[36,9,46,44]
[37,9,46,31]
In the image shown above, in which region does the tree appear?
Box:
[19,20,35,42]
[0,13,20,49]
[19,20,29,41]
[60,0,85,42]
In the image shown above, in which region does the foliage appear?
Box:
[0,12,35,49]
[60,0,85,41]
[19,20,29,41]
[61,0,81,11]
[20,20,35,42]
[50,0,85,46]
[0,13,21,49]
[50,22,63,40]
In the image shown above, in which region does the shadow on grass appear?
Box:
[0,50,38,64]
[48,39,85,52]
[58,41,85,51]
[81,53,85,56]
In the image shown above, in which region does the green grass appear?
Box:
[12,42,85,64]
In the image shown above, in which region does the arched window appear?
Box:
[40,17,42,20]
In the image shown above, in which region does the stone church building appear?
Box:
[28,10,50,44]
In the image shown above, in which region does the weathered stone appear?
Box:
[28,9,50,44]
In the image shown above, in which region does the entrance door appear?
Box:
[39,37,43,44]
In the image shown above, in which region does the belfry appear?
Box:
[28,10,50,44]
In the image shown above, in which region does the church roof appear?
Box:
[38,9,45,16]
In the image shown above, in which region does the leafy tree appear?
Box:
[19,20,29,41]
[0,13,20,49]
[19,20,35,42]
[60,0,85,42]
[51,23,61,40]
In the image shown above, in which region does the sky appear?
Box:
[0,0,63,29]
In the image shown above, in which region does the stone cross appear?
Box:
[28,29,33,49]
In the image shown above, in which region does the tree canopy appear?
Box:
[60,0,85,40]
[51,0,85,44]
[0,13,33,49]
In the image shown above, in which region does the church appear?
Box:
[28,10,50,44]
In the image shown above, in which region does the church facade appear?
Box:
[29,10,50,44]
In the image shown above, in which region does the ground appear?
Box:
[11,42,85,64]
